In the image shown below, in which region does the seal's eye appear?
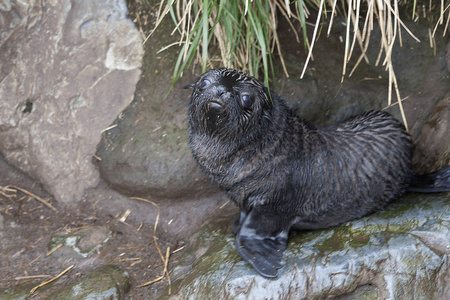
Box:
[199,79,211,89]
[241,94,254,109]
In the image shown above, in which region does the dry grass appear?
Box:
[1,185,57,212]
[130,197,172,295]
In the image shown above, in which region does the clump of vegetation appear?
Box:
[146,0,449,127]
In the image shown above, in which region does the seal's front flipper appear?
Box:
[235,209,288,278]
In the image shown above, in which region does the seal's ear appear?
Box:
[184,83,195,89]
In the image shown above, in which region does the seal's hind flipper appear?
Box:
[408,165,450,193]
[235,210,288,278]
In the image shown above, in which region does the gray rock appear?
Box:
[272,19,389,127]
[275,17,449,134]
[0,285,30,300]
[0,0,143,203]
[96,0,216,198]
[168,194,450,299]
[49,225,111,259]
[46,265,130,300]
[447,40,450,72]
[412,92,450,172]
[335,285,381,300]
[0,264,128,300]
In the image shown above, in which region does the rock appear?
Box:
[0,0,143,203]
[412,92,450,172]
[0,212,3,239]
[167,194,450,299]
[0,285,30,300]
[446,40,450,72]
[96,0,216,199]
[273,19,388,127]
[275,17,449,133]
[49,226,111,259]
[46,265,130,300]
[335,285,381,300]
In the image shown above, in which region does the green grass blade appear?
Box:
[296,0,309,49]
[201,0,211,72]
[172,18,203,87]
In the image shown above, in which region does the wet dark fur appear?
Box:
[186,68,450,277]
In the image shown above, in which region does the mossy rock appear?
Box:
[46,265,130,300]
[166,194,450,299]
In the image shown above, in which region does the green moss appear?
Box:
[318,227,349,253]
[348,233,371,248]
[0,286,32,300]
[289,230,323,245]
[445,197,450,205]
[357,287,380,300]
[375,202,414,219]
[165,217,246,298]
[46,265,129,300]
[289,196,434,255]
[174,240,239,298]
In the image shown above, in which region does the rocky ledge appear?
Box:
[167,193,450,299]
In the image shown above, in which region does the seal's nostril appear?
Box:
[217,85,227,96]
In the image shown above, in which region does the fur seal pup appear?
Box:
[186,68,450,278]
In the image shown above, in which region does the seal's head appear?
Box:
[186,68,273,139]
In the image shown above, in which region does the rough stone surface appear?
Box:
[0,0,143,203]
[0,285,30,300]
[96,1,216,199]
[0,213,4,232]
[272,19,389,127]
[49,225,112,259]
[276,18,449,133]
[412,92,450,172]
[167,194,450,299]
[46,265,130,300]
[447,40,450,72]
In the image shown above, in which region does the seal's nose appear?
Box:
[216,85,227,96]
